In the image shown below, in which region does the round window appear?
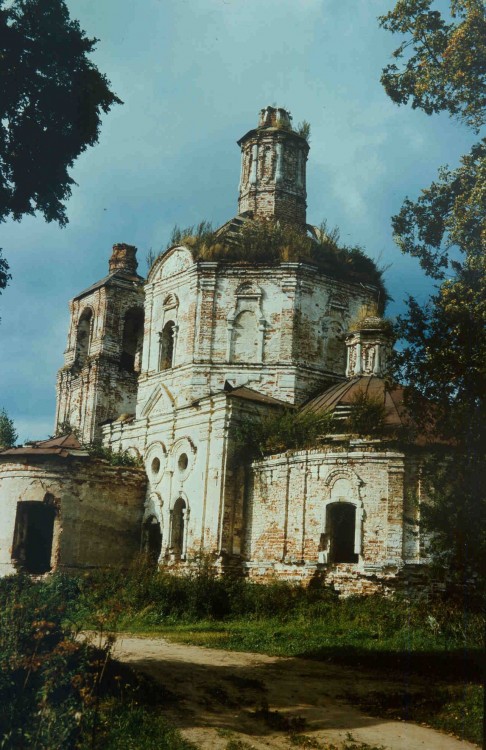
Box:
[151,457,161,475]
[178,453,188,472]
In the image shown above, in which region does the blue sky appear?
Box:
[0,0,474,443]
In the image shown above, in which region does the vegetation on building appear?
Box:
[152,218,388,305]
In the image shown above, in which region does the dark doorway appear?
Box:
[327,502,358,563]
[12,502,56,573]
[142,516,162,564]
[171,498,186,558]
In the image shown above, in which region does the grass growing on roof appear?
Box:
[152,218,389,305]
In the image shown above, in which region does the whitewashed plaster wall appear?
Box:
[0,458,146,577]
[135,246,378,418]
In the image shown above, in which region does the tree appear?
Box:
[0,248,10,297]
[0,408,17,448]
[380,0,486,591]
[380,0,486,131]
[0,0,122,226]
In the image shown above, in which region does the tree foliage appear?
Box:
[380,0,486,131]
[0,248,10,296]
[381,0,486,586]
[0,408,17,448]
[0,0,122,225]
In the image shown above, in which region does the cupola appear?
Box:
[237,106,309,226]
[345,315,392,378]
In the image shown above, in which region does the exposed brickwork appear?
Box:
[238,107,309,226]
[56,244,144,442]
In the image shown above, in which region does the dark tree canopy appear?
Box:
[0,248,10,294]
[381,0,486,588]
[0,0,122,225]
[392,139,486,278]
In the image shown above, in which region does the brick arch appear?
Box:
[320,468,365,563]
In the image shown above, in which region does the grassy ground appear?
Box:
[122,618,483,745]
[2,566,483,747]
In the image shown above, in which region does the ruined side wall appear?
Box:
[0,458,146,576]
[243,443,424,589]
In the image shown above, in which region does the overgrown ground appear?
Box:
[1,563,483,748]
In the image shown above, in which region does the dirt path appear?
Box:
[114,635,478,750]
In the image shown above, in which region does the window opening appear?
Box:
[171,498,186,558]
[159,321,175,370]
[120,308,144,372]
[75,308,93,364]
[327,502,358,563]
[12,501,56,574]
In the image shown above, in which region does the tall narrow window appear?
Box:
[327,502,358,563]
[75,308,93,364]
[159,320,175,370]
[171,498,186,558]
[120,308,144,372]
[12,501,56,574]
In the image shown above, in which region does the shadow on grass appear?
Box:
[296,645,484,683]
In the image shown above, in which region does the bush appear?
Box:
[235,409,335,458]
[345,392,387,437]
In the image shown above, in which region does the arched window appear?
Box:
[159,320,175,370]
[120,308,144,373]
[324,319,346,374]
[231,310,259,363]
[170,497,186,558]
[75,308,93,364]
[326,502,358,563]
[142,515,162,565]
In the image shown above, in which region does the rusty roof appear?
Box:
[0,433,88,459]
[302,376,409,430]
[225,383,290,407]
[73,269,144,301]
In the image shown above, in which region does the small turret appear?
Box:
[237,106,309,226]
[345,315,392,378]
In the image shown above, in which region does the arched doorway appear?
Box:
[170,498,186,559]
[12,500,56,574]
[142,515,162,564]
[327,502,358,563]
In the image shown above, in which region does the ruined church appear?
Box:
[0,108,427,594]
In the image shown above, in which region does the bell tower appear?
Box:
[55,244,145,443]
[237,106,309,226]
